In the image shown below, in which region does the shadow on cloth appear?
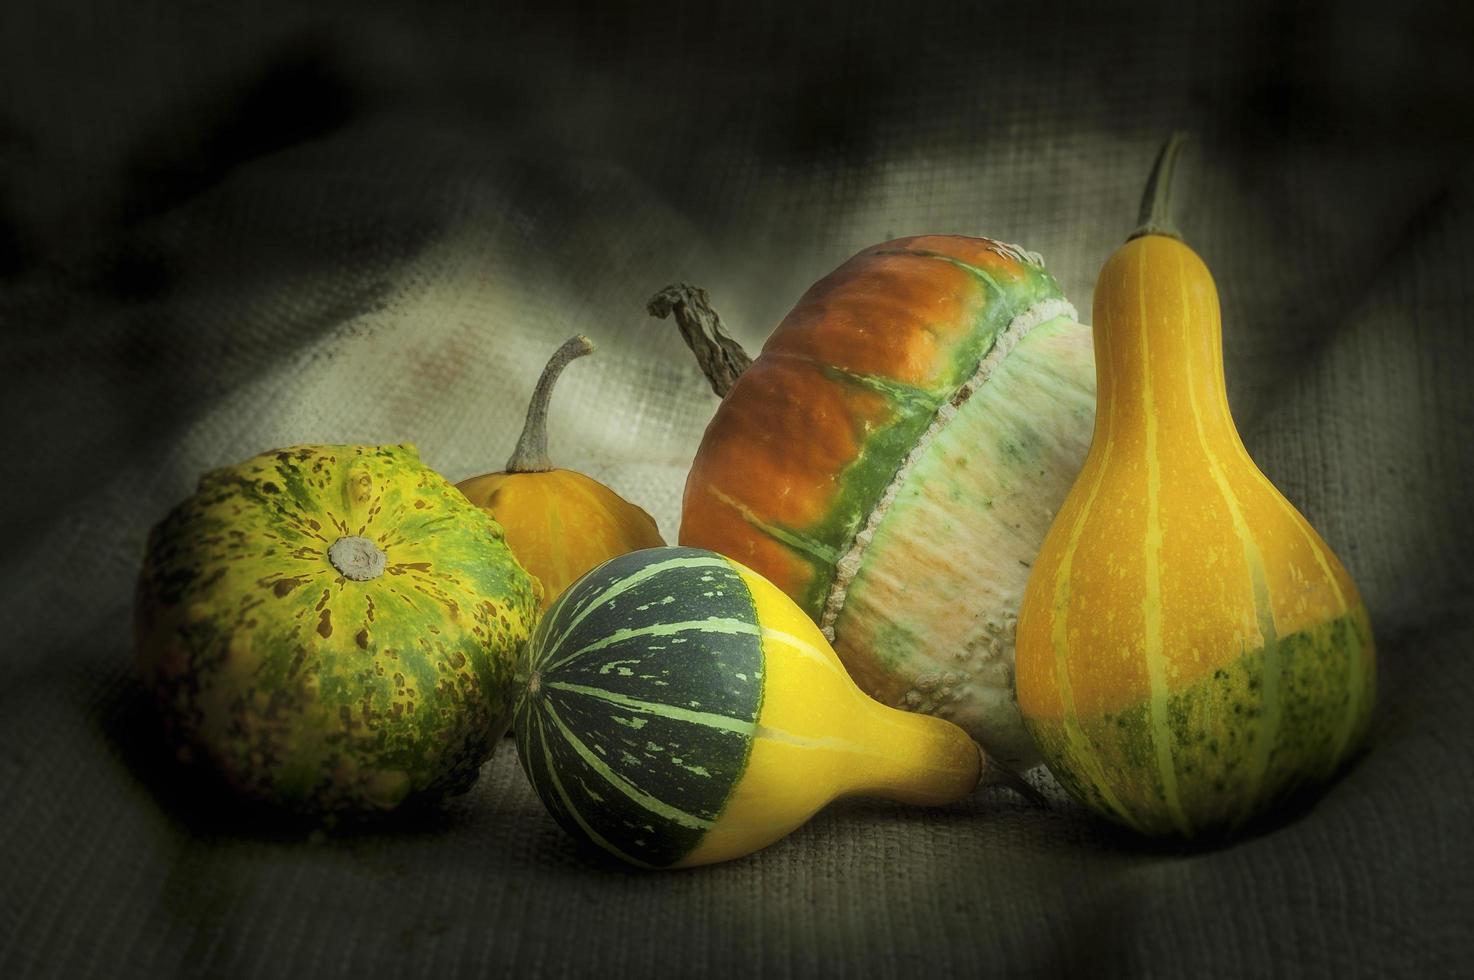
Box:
[813,748,1374,861]
[95,672,492,845]
[92,654,1381,867]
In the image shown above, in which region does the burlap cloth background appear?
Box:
[2,0,1471,976]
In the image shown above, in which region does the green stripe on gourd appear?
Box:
[1024,606,1375,835]
[513,548,765,868]
[515,544,1038,868]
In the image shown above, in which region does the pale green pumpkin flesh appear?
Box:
[830,315,1096,768]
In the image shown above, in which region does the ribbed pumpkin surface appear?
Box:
[457,467,664,610]
[680,235,1094,765]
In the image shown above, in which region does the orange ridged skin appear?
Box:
[457,468,664,611]
[679,354,892,605]
[762,246,986,386]
[681,235,1074,621]
[678,234,1096,767]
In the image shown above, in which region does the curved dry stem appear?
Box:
[647,283,753,398]
[1129,131,1191,243]
[506,335,594,473]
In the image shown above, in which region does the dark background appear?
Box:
[3,0,1472,976]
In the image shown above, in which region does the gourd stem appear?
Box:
[327,535,387,581]
[977,745,1048,807]
[506,335,594,473]
[647,283,753,398]
[1129,131,1190,242]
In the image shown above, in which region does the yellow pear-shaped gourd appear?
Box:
[457,336,664,611]
[514,546,1038,868]
[1015,136,1376,837]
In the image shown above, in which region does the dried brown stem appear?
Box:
[647,283,753,398]
[506,335,594,473]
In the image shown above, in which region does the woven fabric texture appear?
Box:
[2,0,1471,976]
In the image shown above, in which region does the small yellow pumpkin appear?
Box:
[457,336,664,610]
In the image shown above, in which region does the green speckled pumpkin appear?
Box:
[134,443,539,816]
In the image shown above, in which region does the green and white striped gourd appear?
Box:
[513,546,1035,868]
